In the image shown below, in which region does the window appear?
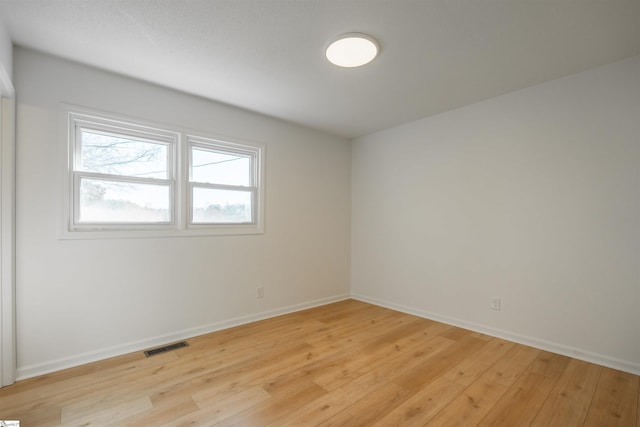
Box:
[189,136,259,225]
[72,118,176,227]
[64,110,264,238]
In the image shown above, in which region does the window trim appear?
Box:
[60,107,265,239]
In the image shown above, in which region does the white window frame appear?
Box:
[187,135,261,229]
[60,108,265,239]
[70,114,178,230]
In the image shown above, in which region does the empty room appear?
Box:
[0,0,639,425]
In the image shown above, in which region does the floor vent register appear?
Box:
[144,341,188,357]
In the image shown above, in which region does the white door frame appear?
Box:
[0,74,16,387]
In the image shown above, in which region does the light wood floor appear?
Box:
[1,299,638,426]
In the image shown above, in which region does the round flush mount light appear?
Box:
[325,33,379,68]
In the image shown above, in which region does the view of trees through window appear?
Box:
[77,131,171,223]
[76,130,255,225]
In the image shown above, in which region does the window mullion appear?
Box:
[75,171,172,186]
[190,182,256,192]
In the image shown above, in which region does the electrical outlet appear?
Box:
[256,287,264,299]
[491,297,501,311]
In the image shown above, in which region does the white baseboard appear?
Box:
[16,293,350,380]
[351,293,640,376]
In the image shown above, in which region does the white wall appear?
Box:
[0,20,13,96]
[0,18,12,94]
[352,55,640,373]
[0,18,15,386]
[14,48,351,378]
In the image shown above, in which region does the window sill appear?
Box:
[58,224,264,240]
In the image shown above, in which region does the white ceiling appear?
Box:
[1,0,639,139]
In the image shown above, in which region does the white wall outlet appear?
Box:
[491,297,501,311]
[256,287,264,299]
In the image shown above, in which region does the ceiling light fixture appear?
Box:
[325,33,379,68]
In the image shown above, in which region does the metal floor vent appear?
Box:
[144,341,188,357]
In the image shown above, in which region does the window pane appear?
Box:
[191,147,251,186]
[192,187,252,223]
[80,131,168,179]
[79,178,170,223]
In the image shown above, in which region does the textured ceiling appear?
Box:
[1,0,639,139]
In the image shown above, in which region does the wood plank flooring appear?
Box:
[0,299,638,426]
